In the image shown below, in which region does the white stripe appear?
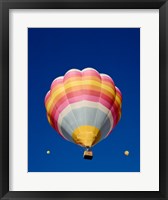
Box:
[57,100,113,136]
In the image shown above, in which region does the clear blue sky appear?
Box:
[28,28,140,172]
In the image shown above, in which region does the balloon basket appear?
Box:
[83,150,93,160]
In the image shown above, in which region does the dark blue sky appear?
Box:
[28,28,140,172]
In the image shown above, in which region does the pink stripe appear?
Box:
[63,68,102,81]
[51,78,63,88]
[111,101,121,127]
[47,114,67,140]
[44,91,50,103]
[116,87,122,99]
[82,69,101,79]
[66,90,114,104]
[64,71,82,80]
[101,75,114,85]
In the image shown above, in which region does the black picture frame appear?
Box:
[0,0,168,199]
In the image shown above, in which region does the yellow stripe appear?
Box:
[64,76,101,84]
[47,114,53,127]
[68,80,114,92]
[115,95,122,106]
[51,80,114,96]
[72,125,101,147]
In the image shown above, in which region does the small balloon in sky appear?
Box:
[46,150,50,154]
[124,150,129,156]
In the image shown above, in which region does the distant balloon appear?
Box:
[44,68,122,159]
[46,150,50,154]
[124,151,129,156]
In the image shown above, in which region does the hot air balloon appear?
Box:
[44,68,122,159]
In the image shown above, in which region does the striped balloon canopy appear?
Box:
[44,68,122,157]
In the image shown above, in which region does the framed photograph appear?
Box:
[0,0,168,199]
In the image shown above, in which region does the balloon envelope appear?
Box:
[45,68,122,148]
